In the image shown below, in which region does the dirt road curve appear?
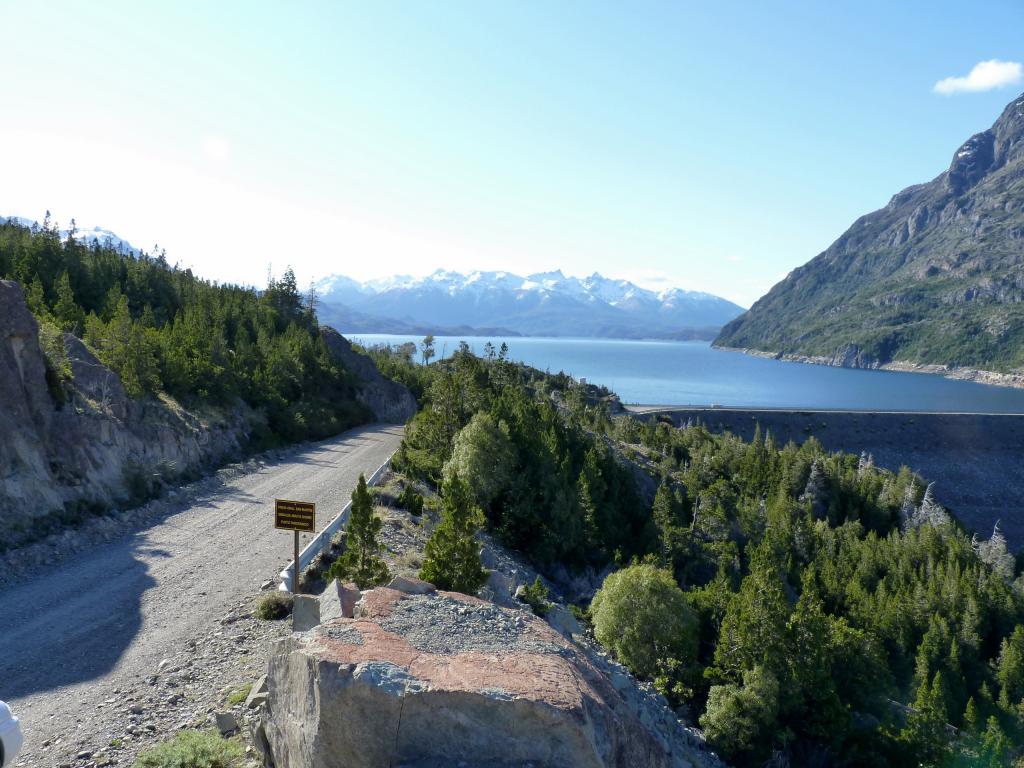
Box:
[0,423,404,765]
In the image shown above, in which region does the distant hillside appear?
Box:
[717,91,1024,377]
[317,269,744,340]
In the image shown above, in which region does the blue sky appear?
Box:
[1,1,1022,306]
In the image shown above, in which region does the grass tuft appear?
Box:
[255,592,293,620]
[225,683,252,706]
[133,730,244,768]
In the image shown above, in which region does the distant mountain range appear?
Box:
[0,215,139,255]
[1,213,743,340]
[316,270,744,340]
[717,90,1024,377]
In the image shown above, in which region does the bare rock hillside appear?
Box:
[0,279,253,545]
[319,327,417,424]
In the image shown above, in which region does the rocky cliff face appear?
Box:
[716,91,1024,375]
[261,581,722,768]
[0,280,253,546]
[320,327,417,423]
[0,282,415,548]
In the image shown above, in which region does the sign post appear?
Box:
[275,499,316,594]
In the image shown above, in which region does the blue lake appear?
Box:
[347,335,1024,413]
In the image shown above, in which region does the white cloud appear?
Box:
[933,59,1023,95]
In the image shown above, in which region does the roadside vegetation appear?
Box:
[133,730,244,768]
[0,216,370,445]
[255,593,293,621]
[325,474,390,589]
[368,341,1024,767]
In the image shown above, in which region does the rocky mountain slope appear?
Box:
[317,269,744,340]
[0,279,414,548]
[716,91,1024,377]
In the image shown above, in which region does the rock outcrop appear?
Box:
[320,327,417,424]
[0,280,253,545]
[0,281,416,547]
[261,586,722,768]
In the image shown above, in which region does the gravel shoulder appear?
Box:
[0,423,403,768]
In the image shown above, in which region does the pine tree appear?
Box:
[978,716,1011,766]
[962,696,980,734]
[799,458,827,519]
[652,480,683,548]
[52,270,83,333]
[327,475,389,589]
[419,471,487,594]
[995,625,1024,709]
[900,671,951,765]
[577,448,607,550]
[977,522,1015,580]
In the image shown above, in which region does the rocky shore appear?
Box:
[714,343,1024,391]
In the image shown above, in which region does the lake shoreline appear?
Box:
[351,333,1024,413]
[714,344,1024,390]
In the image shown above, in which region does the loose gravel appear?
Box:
[0,425,403,768]
[378,595,564,656]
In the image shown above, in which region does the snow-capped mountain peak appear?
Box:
[314,269,746,340]
[1,215,139,255]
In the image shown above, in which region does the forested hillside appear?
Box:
[0,216,370,443]
[371,342,1024,767]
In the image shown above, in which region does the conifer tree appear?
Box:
[900,671,951,764]
[652,480,684,548]
[327,474,389,589]
[799,458,827,519]
[977,522,1015,580]
[53,270,83,333]
[419,471,487,594]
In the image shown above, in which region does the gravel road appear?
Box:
[0,423,404,767]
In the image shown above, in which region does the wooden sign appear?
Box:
[275,499,316,533]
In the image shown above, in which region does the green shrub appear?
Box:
[133,730,244,768]
[225,683,252,706]
[699,666,780,763]
[255,592,293,620]
[442,412,516,508]
[590,563,698,680]
[398,483,424,516]
[568,603,590,628]
[519,576,550,617]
